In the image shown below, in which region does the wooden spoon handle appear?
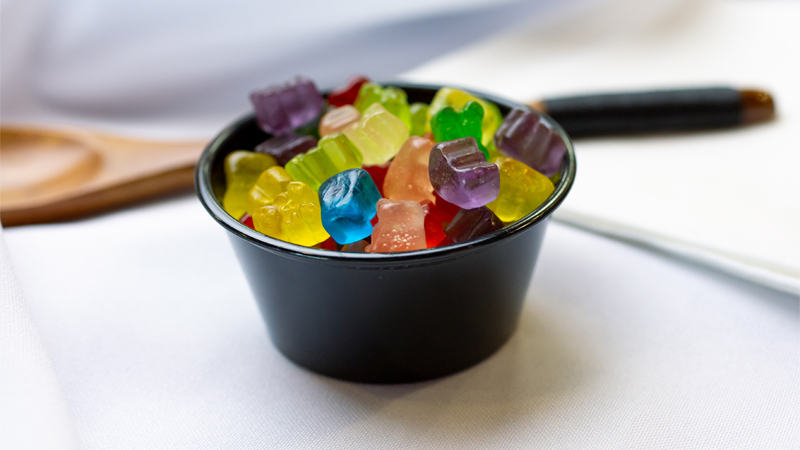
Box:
[0,163,197,226]
[0,126,207,226]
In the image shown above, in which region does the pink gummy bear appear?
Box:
[366,199,426,253]
[382,136,436,204]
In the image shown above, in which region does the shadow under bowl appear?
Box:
[195,82,576,384]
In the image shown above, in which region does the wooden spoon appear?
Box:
[0,125,207,227]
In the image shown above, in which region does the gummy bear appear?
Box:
[428,137,499,210]
[250,76,325,135]
[316,236,338,251]
[255,133,317,166]
[319,105,360,137]
[421,201,446,248]
[444,206,504,244]
[366,199,426,253]
[383,136,435,204]
[343,103,409,166]
[284,132,363,191]
[328,75,370,107]
[239,213,254,230]
[493,107,567,177]
[363,163,390,197]
[222,150,277,220]
[353,83,412,130]
[428,87,502,149]
[432,191,460,223]
[251,181,329,246]
[431,101,487,159]
[485,139,503,161]
[319,168,382,244]
[409,102,430,136]
[486,156,555,222]
[246,166,293,215]
[342,240,369,252]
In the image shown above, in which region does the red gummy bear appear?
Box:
[432,191,460,223]
[319,236,337,250]
[240,213,255,230]
[328,75,370,107]
[363,162,390,197]
[421,201,446,248]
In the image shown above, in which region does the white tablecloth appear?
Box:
[403,0,800,293]
[1,0,798,449]
[2,197,798,449]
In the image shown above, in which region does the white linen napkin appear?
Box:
[402,0,800,293]
[4,197,798,450]
[0,226,82,450]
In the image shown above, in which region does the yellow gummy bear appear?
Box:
[343,103,409,166]
[428,87,502,149]
[487,156,555,222]
[246,166,293,216]
[222,150,277,220]
[251,181,329,246]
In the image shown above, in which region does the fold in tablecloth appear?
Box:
[0,227,81,450]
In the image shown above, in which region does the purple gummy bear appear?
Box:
[255,133,317,166]
[494,107,567,177]
[444,207,504,244]
[250,76,324,136]
[428,137,500,209]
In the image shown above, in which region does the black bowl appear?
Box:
[195,82,576,383]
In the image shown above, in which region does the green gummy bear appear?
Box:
[354,83,382,110]
[284,133,363,192]
[431,101,488,159]
[353,82,412,130]
[409,102,430,136]
[428,87,502,149]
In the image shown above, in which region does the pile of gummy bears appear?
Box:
[222,75,567,253]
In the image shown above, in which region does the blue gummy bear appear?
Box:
[319,168,382,244]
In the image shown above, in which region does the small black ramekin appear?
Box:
[195,82,576,384]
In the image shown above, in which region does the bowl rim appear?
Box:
[195,81,576,264]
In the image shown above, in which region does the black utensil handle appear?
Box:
[539,87,745,137]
